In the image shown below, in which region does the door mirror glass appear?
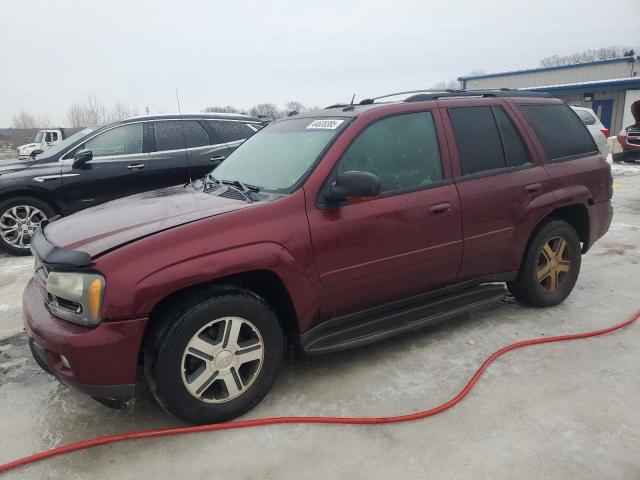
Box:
[73,149,93,167]
[325,171,381,204]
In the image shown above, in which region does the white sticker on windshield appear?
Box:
[306,119,344,130]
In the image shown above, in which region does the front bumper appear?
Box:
[22,278,147,400]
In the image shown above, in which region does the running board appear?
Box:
[300,284,506,355]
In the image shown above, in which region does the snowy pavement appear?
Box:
[0,170,639,479]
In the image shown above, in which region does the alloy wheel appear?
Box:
[181,316,264,403]
[536,236,572,292]
[0,205,47,250]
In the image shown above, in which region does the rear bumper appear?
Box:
[22,278,147,400]
[586,200,613,252]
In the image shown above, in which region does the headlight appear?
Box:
[46,272,106,326]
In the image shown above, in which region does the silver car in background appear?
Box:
[571,106,609,158]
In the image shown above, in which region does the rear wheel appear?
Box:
[508,220,581,307]
[145,287,284,425]
[0,196,55,256]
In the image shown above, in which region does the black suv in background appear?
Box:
[0,113,267,255]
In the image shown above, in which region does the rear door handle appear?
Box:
[210,156,226,163]
[524,183,542,195]
[127,163,145,170]
[429,202,451,215]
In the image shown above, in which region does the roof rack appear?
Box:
[405,89,552,101]
[354,88,551,105]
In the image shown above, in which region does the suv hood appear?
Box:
[44,185,252,257]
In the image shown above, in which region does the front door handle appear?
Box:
[524,183,542,195]
[429,202,451,215]
[127,163,145,170]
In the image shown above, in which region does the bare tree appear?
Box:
[107,102,139,122]
[430,79,461,90]
[203,105,239,113]
[66,94,106,127]
[540,46,636,67]
[12,111,39,131]
[249,103,283,119]
[285,101,306,115]
[66,95,138,127]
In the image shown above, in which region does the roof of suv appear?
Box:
[125,112,265,122]
[306,89,555,119]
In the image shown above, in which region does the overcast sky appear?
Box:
[1,0,638,126]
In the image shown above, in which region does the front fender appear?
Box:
[132,241,305,314]
[99,239,319,330]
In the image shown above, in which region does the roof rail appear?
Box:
[405,89,552,101]
[325,88,552,110]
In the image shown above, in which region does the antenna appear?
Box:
[175,89,193,183]
[343,94,356,111]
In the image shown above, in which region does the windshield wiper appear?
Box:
[220,179,260,193]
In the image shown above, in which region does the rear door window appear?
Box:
[449,106,532,175]
[519,104,597,161]
[449,106,505,175]
[493,107,531,167]
[337,111,443,194]
[209,120,256,143]
[154,121,185,151]
[182,121,209,148]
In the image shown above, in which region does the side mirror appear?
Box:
[29,149,44,159]
[324,171,381,205]
[73,149,93,167]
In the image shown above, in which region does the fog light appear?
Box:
[60,355,71,369]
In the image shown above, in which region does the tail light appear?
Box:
[601,128,610,138]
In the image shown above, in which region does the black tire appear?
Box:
[508,220,581,308]
[144,286,284,425]
[0,196,56,256]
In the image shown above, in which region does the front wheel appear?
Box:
[508,220,581,307]
[145,288,284,425]
[0,196,55,255]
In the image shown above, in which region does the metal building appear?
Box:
[458,56,640,136]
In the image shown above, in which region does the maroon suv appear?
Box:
[23,90,613,425]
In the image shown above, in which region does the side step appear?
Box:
[300,284,506,355]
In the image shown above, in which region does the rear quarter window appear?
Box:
[520,104,597,161]
[574,109,596,126]
[209,121,256,143]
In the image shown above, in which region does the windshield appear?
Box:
[34,131,44,143]
[37,128,95,159]
[211,117,349,191]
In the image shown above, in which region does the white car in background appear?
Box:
[571,106,609,158]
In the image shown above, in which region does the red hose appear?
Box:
[1,309,638,475]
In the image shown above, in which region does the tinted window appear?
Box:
[83,123,143,157]
[520,104,597,161]
[154,121,185,151]
[449,106,505,175]
[338,112,442,194]
[493,107,531,167]
[182,121,209,148]
[210,121,256,143]
[574,109,596,126]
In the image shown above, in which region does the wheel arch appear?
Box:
[141,269,300,360]
[522,203,590,268]
[0,188,62,215]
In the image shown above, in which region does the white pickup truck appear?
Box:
[17,128,80,159]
